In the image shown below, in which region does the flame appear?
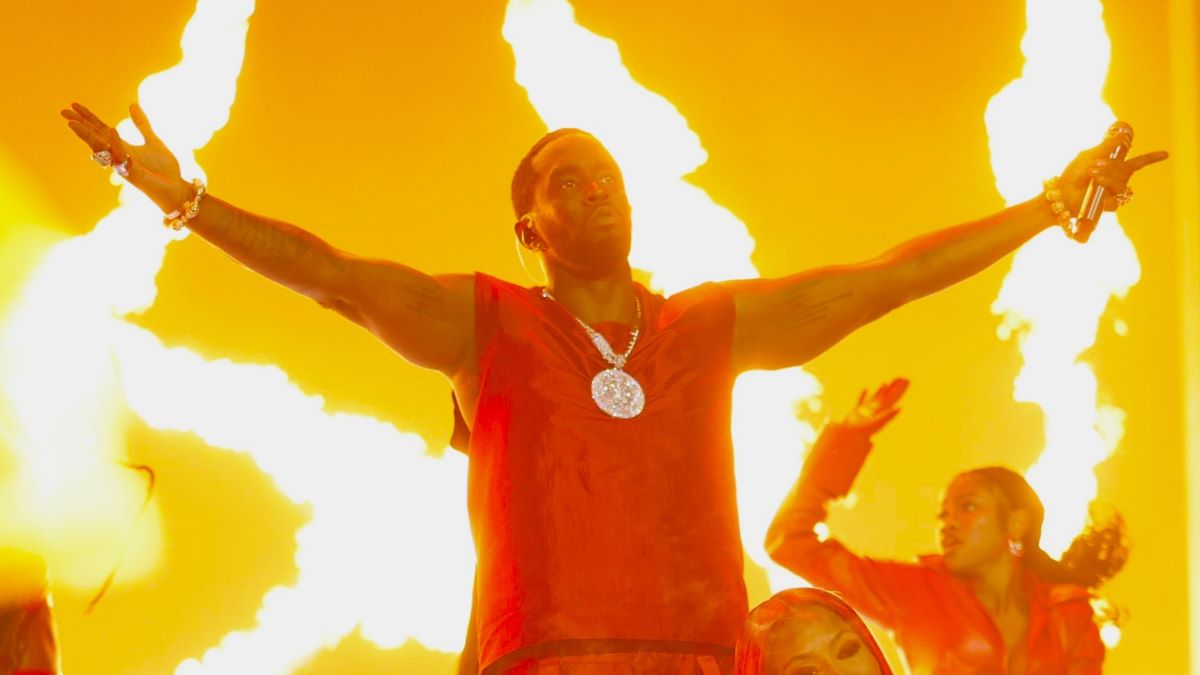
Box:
[503,0,820,592]
[110,324,473,672]
[1091,597,1123,648]
[985,0,1133,645]
[5,0,476,670]
[0,0,259,591]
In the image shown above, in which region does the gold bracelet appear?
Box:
[164,178,207,231]
[1042,177,1077,238]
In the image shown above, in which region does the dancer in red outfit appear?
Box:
[63,97,1160,673]
[0,549,61,675]
[767,380,1125,674]
[735,587,892,675]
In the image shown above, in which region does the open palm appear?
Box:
[843,377,909,436]
[62,102,181,181]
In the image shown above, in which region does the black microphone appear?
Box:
[1072,122,1133,243]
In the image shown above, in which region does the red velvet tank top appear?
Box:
[462,273,748,670]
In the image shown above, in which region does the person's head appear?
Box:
[510,129,633,279]
[937,467,1037,577]
[938,466,1127,587]
[735,588,891,675]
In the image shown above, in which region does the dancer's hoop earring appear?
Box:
[1007,537,1025,558]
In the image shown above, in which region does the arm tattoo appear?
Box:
[401,281,455,322]
[232,207,317,266]
[773,279,855,332]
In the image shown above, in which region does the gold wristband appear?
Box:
[164,178,207,231]
[1042,177,1077,238]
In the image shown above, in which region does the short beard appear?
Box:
[560,236,632,279]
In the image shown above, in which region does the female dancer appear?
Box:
[735,587,892,675]
[767,380,1125,674]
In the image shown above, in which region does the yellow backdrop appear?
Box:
[0,1,1192,673]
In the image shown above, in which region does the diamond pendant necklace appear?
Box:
[541,287,646,419]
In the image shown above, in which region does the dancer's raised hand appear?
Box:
[842,377,909,437]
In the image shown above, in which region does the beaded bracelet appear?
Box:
[1042,177,1077,239]
[164,178,207,231]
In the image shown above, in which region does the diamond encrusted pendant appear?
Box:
[591,368,645,419]
[542,286,646,419]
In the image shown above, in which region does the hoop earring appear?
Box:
[513,235,547,286]
[1007,537,1025,558]
[517,217,547,252]
[522,234,547,252]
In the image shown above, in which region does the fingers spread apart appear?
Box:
[130,103,162,144]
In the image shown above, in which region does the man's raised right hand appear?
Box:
[62,102,187,210]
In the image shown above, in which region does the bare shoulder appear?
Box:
[722,263,894,371]
[331,255,476,376]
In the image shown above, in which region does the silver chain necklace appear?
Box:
[541,287,646,419]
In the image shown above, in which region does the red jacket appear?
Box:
[766,425,1105,674]
[0,549,59,675]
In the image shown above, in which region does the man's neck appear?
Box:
[544,264,637,325]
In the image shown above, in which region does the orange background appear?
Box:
[0,1,1195,673]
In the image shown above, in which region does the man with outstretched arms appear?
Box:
[64,104,1164,674]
